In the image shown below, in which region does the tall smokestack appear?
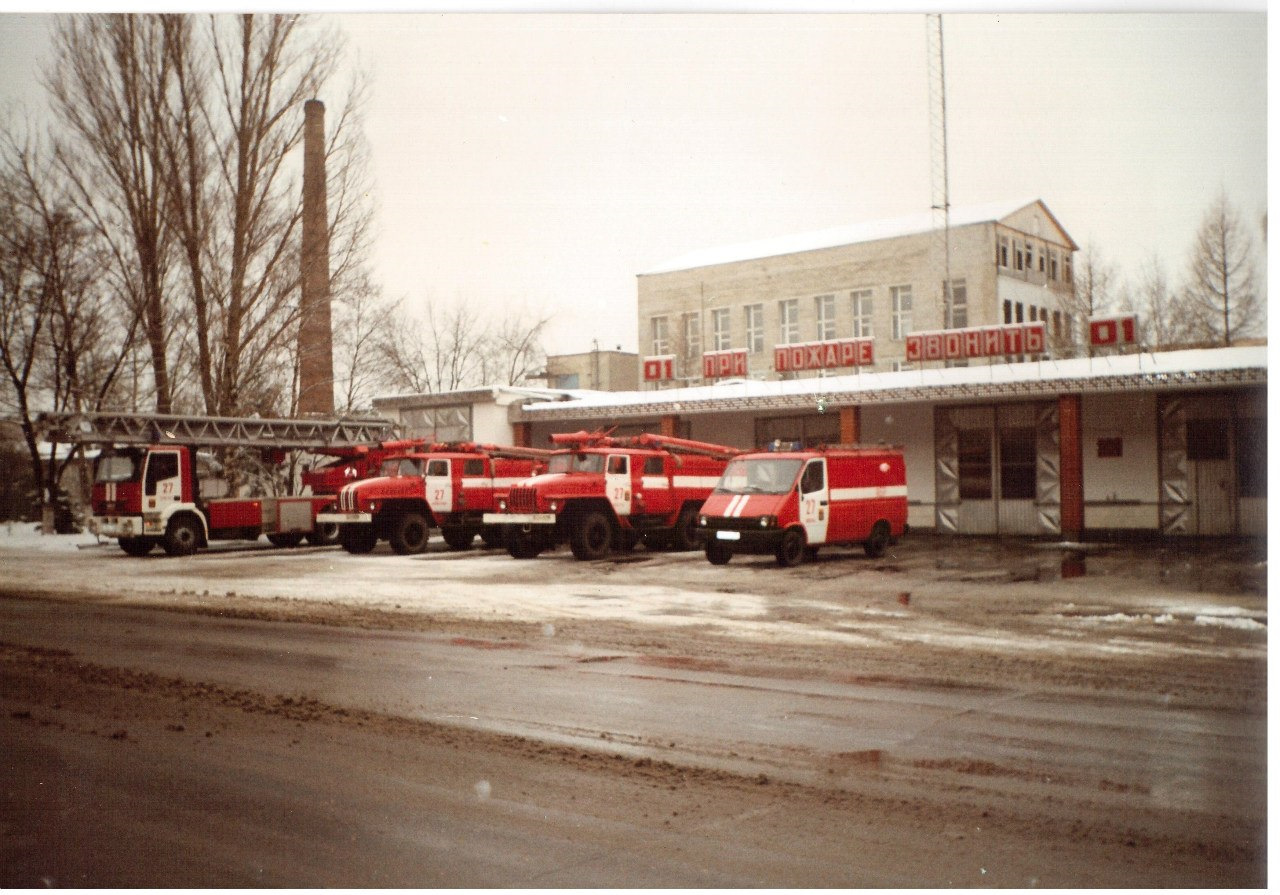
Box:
[298,98,335,416]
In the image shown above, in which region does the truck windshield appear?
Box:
[380,458,423,477]
[547,452,606,474]
[714,458,803,495]
[94,451,142,484]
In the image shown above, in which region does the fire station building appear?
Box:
[637,198,1079,386]
[504,346,1267,540]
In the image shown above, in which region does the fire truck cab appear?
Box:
[696,446,907,566]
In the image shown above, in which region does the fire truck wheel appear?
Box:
[442,527,474,550]
[570,510,613,561]
[705,541,732,565]
[775,528,807,567]
[507,530,541,559]
[306,523,341,546]
[669,505,700,551]
[163,517,202,557]
[479,526,505,548]
[339,524,377,554]
[118,537,155,557]
[864,521,891,558]
[267,532,305,548]
[389,512,430,555]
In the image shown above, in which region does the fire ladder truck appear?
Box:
[37,411,400,557]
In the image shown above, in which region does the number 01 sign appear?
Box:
[1089,315,1137,347]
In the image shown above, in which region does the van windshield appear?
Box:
[714,458,803,495]
[547,452,606,474]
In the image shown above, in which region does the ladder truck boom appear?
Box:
[37,411,396,450]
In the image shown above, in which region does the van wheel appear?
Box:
[307,522,340,546]
[390,512,430,555]
[705,541,732,565]
[163,517,201,557]
[570,510,613,561]
[118,537,154,557]
[442,526,474,550]
[267,532,304,548]
[775,528,806,567]
[669,505,700,551]
[339,524,377,554]
[864,520,891,558]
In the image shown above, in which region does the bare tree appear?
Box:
[0,124,137,529]
[328,270,398,413]
[45,14,177,413]
[1183,191,1263,345]
[376,295,552,395]
[1127,253,1197,351]
[1057,243,1115,357]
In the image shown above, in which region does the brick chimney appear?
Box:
[298,98,335,416]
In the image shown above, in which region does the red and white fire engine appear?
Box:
[317,442,552,555]
[696,445,908,566]
[38,411,401,557]
[482,430,741,560]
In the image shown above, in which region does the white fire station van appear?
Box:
[696,446,908,566]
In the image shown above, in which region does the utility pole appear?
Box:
[927,14,953,331]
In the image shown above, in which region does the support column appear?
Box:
[512,422,532,448]
[839,406,861,445]
[1059,393,1084,541]
[659,415,680,438]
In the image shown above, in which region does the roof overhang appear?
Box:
[513,346,1267,422]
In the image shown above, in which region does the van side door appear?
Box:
[799,458,829,544]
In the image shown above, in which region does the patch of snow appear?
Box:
[0,522,101,552]
[1194,616,1265,631]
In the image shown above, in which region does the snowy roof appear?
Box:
[515,345,1268,421]
[642,198,1053,275]
[372,384,579,410]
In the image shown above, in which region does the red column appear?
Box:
[1059,394,1084,540]
[839,406,861,445]
[660,415,679,438]
[512,422,532,448]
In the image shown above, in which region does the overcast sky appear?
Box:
[0,8,1268,356]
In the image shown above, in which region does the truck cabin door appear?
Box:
[144,450,184,514]
[425,458,452,515]
[799,458,829,545]
[605,454,632,516]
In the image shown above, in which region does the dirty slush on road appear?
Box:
[0,531,1268,886]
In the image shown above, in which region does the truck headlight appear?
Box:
[498,499,507,511]
[698,515,707,526]
[760,516,776,528]
[548,500,559,512]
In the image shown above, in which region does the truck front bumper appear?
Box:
[482,513,556,526]
[696,526,784,553]
[316,512,372,525]
[91,515,146,539]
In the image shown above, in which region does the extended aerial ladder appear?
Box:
[37,410,397,450]
[548,430,741,461]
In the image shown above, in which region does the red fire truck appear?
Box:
[696,445,908,566]
[317,442,552,555]
[482,430,740,560]
[38,411,401,556]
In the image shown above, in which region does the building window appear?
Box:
[947,279,967,329]
[891,285,912,340]
[814,294,837,341]
[1187,419,1229,461]
[1064,253,1073,284]
[1015,302,1024,323]
[1236,416,1266,498]
[1003,299,1013,324]
[850,289,873,338]
[1049,249,1059,281]
[744,304,764,353]
[650,316,669,356]
[683,313,701,358]
[999,426,1037,500]
[958,429,992,500]
[1053,310,1063,337]
[710,307,731,351]
[1014,241,1024,271]
[998,236,1009,268]
[1038,245,1046,273]
[779,299,800,344]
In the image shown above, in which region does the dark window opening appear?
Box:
[800,462,825,494]
[1186,419,1229,461]
[999,427,1037,500]
[144,452,180,495]
[463,459,485,476]
[1096,437,1123,459]
[1236,417,1266,498]
[643,456,665,475]
[958,429,993,500]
